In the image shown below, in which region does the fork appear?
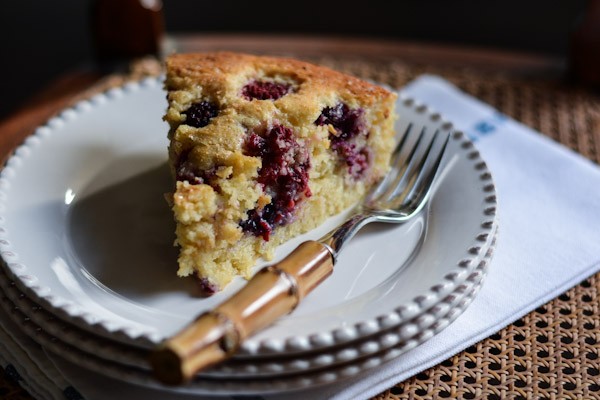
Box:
[150,125,451,385]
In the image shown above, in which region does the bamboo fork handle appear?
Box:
[150,240,334,385]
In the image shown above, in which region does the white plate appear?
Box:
[0,259,486,395]
[0,77,497,356]
[0,239,493,378]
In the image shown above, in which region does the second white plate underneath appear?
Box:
[0,241,492,378]
[0,260,487,395]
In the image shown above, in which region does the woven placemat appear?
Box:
[1,55,599,400]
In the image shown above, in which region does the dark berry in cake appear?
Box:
[316,103,371,178]
[240,205,276,241]
[176,159,204,185]
[241,124,311,240]
[242,80,292,100]
[315,103,365,141]
[184,101,219,128]
[335,142,371,179]
[175,150,216,185]
[195,276,218,297]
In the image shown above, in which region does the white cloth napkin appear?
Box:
[1,74,600,400]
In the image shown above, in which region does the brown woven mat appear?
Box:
[2,56,600,399]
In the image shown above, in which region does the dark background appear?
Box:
[0,0,588,120]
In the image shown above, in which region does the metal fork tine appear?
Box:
[324,123,451,257]
[387,128,439,207]
[403,130,450,214]
[375,126,426,205]
[368,122,414,202]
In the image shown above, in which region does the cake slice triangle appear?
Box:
[163,52,397,294]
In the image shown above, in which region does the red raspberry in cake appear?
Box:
[242,80,292,100]
[241,125,311,240]
[164,52,397,293]
[335,141,372,179]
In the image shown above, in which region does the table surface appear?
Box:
[1,34,599,400]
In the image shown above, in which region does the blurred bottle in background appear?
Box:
[569,0,600,88]
[91,0,164,72]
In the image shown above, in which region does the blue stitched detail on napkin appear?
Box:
[469,112,508,142]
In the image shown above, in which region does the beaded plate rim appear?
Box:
[0,76,498,355]
[0,247,491,393]
[0,235,493,377]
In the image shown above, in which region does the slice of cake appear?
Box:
[163,51,397,295]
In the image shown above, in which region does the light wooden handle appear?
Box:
[150,240,334,385]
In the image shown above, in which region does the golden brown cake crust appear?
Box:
[165,52,393,107]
